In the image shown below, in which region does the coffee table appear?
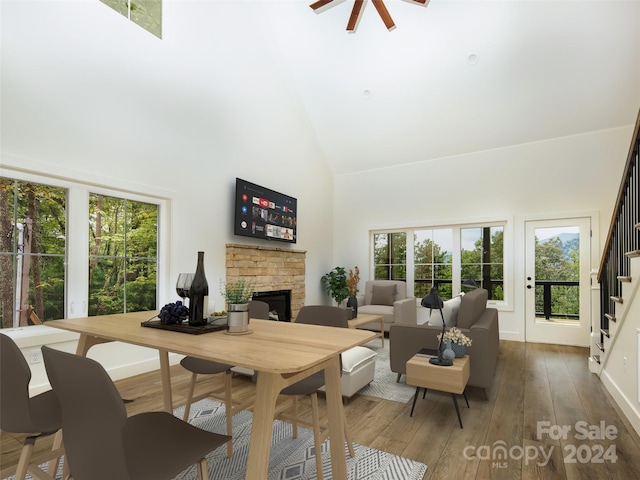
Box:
[348,313,384,347]
[406,354,470,428]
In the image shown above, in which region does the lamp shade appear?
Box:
[462,277,478,290]
[421,286,443,309]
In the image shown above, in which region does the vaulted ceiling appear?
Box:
[2,1,639,176]
[265,0,640,174]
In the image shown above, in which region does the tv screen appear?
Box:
[234,178,297,244]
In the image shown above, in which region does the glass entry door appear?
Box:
[524,218,591,346]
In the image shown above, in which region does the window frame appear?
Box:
[370,218,512,310]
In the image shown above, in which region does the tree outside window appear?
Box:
[373,232,406,281]
[0,178,66,328]
[461,226,504,300]
[89,194,158,316]
[414,229,453,300]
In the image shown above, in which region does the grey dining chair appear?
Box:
[0,333,64,480]
[42,345,230,480]
[179,299,270,457]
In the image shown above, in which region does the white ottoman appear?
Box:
[320,345,377,399]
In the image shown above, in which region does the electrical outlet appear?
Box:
[29,349,42,364]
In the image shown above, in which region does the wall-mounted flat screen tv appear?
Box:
[234,178,297,244]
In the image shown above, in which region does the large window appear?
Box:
[372,222,506,302]
[89,194,158,316]
[0,178,67,327]
[373,232,406,280]
[0,174,161,329]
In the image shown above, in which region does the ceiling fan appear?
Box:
[310,0,427,32]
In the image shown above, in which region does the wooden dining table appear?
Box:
[47,310,375,479]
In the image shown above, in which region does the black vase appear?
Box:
[347,296,358,318]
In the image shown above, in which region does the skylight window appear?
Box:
[100,0,162,38]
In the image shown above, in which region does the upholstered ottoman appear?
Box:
[320,345,377,399]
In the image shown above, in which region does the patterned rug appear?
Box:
[11,398,427,480]
[357,338,417,404]
[174,398,427,480]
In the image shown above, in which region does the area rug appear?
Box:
[357,338,417,404]
[11,398,426,480]
[173,398,427,480]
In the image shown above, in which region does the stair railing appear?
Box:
[597,108,640,347]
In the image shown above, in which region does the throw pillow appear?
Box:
[371,284,396,306]
[427,295,462,327]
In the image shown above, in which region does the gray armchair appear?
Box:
[389,288,499,398]
[356,280,417,332]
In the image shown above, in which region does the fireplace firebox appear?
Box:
[252,290,292,322]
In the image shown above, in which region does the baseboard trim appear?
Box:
[601,369,640,438]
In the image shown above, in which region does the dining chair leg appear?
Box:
[183,372,198,422]
[46,429,64,476]
[310,393,324,480]
[195,458,208,480]
[14,436,37,480]
[224,370,233,457]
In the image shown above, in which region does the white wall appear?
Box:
[1,1,335,392]
[333,126,632,341]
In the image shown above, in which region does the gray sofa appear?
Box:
[389,288,499,398]
[356,280,417,332]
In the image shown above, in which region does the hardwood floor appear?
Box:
[2,340,640,479]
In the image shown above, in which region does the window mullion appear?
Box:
[66,187,90,318]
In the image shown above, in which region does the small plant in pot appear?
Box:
[221,278,256,334]
[321,267,351,316]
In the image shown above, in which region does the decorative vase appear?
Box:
[451,343,467,358]
[347,296,358,318]
[442,340,455,361]
[227,303,250,333]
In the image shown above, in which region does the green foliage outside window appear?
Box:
[0,178,66,328]
[461,226,504,301]
[373,232,406,281]
[89,194,158,316]
[534,235,580,319]
[414,229,453,300]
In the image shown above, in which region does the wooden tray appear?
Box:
[141,316,228,335]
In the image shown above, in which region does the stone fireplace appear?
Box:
[225,243,305,320]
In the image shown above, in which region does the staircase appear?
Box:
[593,109,640,435]
[594,235,640,369]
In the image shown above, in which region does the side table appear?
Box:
[406,354,470,428]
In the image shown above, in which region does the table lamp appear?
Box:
[421,286,453,366]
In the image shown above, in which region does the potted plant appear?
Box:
[320,267,350,307]
[221,278,255,334]
[437,326,472,358]
[346,266,360,317]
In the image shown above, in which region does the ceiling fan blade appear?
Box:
[372,0,395,30]
[411,0,428,4]
[347,0,365,31]
[310,0,335,11]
